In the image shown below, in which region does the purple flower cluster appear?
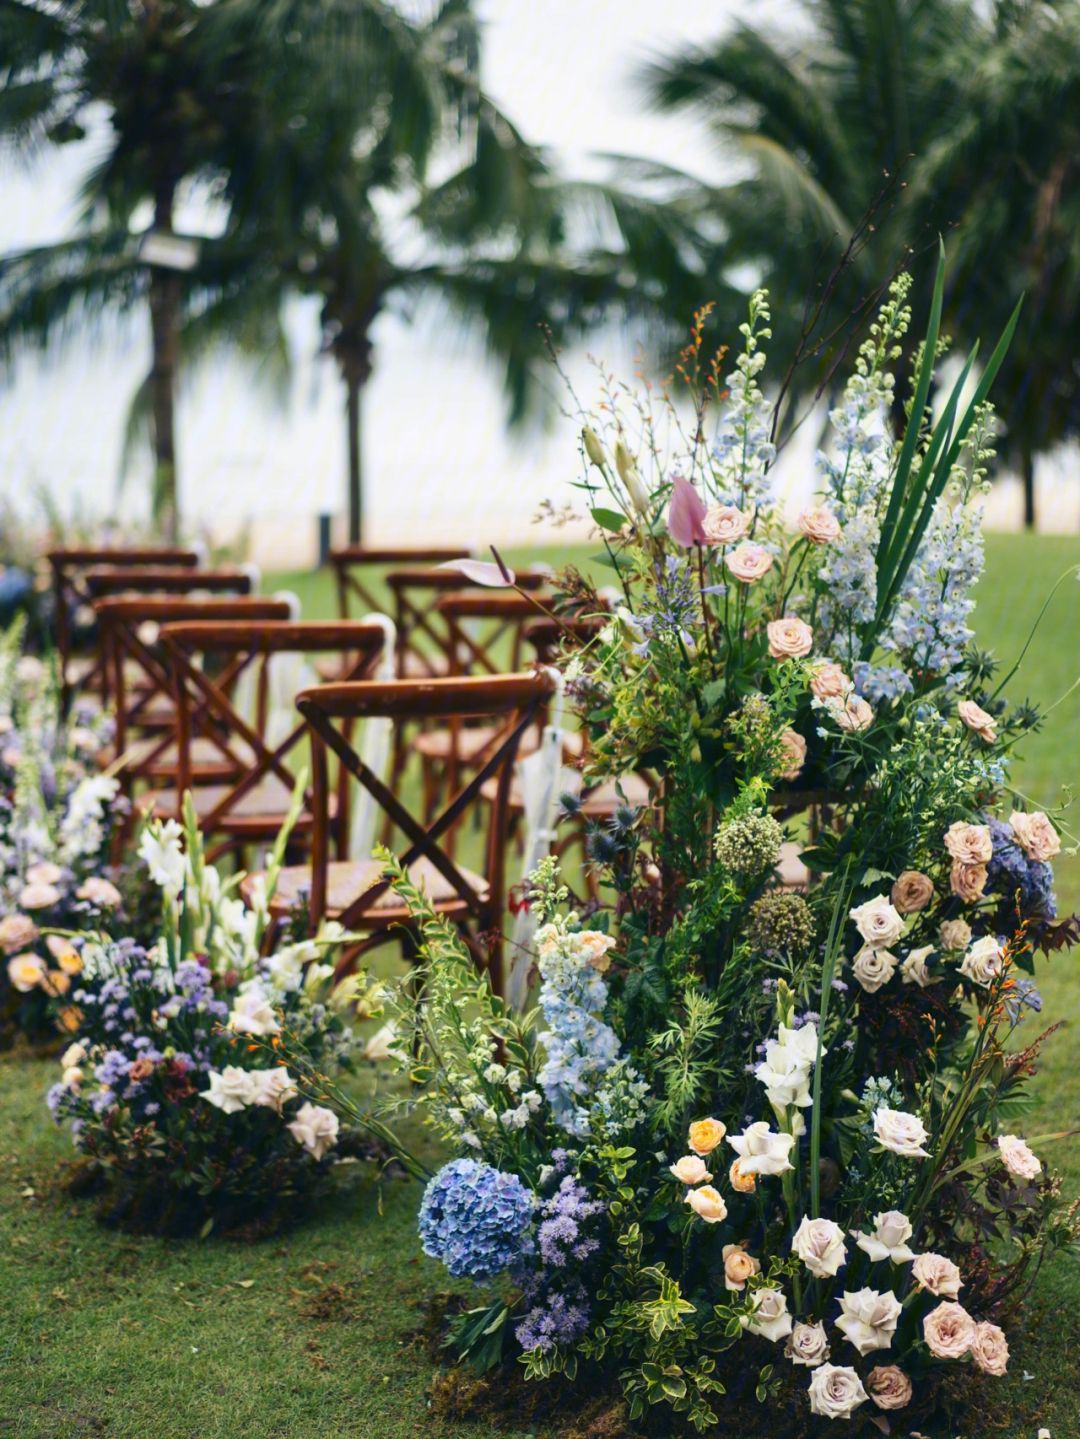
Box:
[514,1172,603,1355]
[537,1175,603,1268]
[418,1158,535,1281]
[515,1283,592,1354]
[986,816,1056,921]
[633,556,698,655]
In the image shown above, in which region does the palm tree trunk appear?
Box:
[148,190,181,542]
[1021,446,1036,531]
[346,370,363,545]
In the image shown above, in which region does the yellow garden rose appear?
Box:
[688,1117,727,1155]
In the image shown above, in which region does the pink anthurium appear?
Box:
[437,558,517,587]
[667,476,708,546]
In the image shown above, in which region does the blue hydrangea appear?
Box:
[418,1158,534,1281]
[987,816,1056,921]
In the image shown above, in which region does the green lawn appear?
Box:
[1,532,1077,1438]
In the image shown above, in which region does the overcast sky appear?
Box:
[0,0,1053,559]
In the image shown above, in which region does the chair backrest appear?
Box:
[161,620,390,838]
[524,613,610,666]
[329,546,473,622]
[48,545,203,698]
[298,671,557,983]
[436,591,554,676]
[96,596,293,776]
[84,565,257,600]
[385,564,550,678]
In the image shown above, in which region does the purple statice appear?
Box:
[536,1176,603,1269]
[633,556,698,655]
[986,816,1057,921]
[418,1158,534,1281]
[515,1283,592,1354]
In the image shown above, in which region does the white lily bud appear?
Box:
[582,427,607,468]
[614,439,650,517]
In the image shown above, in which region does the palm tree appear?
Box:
[0,0,478,539]
[641,0,1080,525]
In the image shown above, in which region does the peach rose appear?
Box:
[891,870,934,914]
[777,728,807,781]
[684,1184,728,1223]
[950,860,988,902]
[939,918,972,951]
[729,1158,756,1193]
[767,616,814,660]
[997,1134,1041,1180]
[26,861,63,886]
[835,695,873,732]
[944,821,993,865]
[866,1365,912,1410]
[725,544,774,583]
[701,504,748,546]
[970,1321,1009,1376]
[809,661,852,700]
[46,937,83,975]
[0,913,39,955]
[40,969,70,997]
[669,1155,712,1185]
[911,1252,963,1298]
[77,876,123,908]
[923,1301,975,1360]
[7,953,46,992]
[688,1117,726,1155]
[1008,810,1060,862]
[798,507,842,544]
[722,1243,760,1292]
[18,881,62,910]
[957,699,998,743]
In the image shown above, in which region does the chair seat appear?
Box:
[480,769,651,816]
[139,772,327,831]
[413,723,584,764]
[245,854,489,923]
[98,734,255,782]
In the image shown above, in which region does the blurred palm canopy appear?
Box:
[0,0,1077,535]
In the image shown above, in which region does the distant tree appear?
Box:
[642,0,1080,525]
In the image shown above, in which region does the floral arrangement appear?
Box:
[47,798,364,1234]
[292,266,1079,1431]
[0,621,128,1044]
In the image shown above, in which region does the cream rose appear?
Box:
[835,694,874,732]
[722,1243,760,1292]
[854,1210,915,1264]
[777,727,807,781]
[1009,809,1060,862]
[852,946,897,993]
[786,1320,829,1367]
[228,985,280,1037]
[286,1101,340,1160]
[798,507,842,544]
[873,1107,930,1158]
[249,1066,298,1112]
[866,1365,912,1410]
[923,1301,976,1359]
[970,1321,1009,1376]
[939,918,972,951]
[766,616,814,660]
[18,881,61,910]
[957,698,998,743]
[807,1364,868,1420]
[997,1133,1041,1180]
[836,1287,902,1355]
[725,544,774,583]
[7,953,46,992]
[202,1066,257,1114]
[745,1287,792,1343]
[809,661,852,700]
[900,945,937,988]
[701,504,748,546]
[728,1121,796,1176]
[944,821,993,865]
[729,1158,756,1193]
[670,1154,712,1185]
[77,876,123,908]
[0,913,39,955]
[684,1184,728,1223]
[911,1252,963,1298]
[26,861,63,886]
[687,1117,727,1155]
[849,895,905,949]
[950,860,988,902]
[792,1215,847,1278]
[891,870,935,914]
[61,1041,87,1069]
[959,935,1004,987]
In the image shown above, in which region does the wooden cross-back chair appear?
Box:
[96,597,295,796]
[48,546,203,703]
[314,546,472,683]
[385,565,550,680]
[140,620,391,865]
[246,671,557,995]
[84,565,258,602]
